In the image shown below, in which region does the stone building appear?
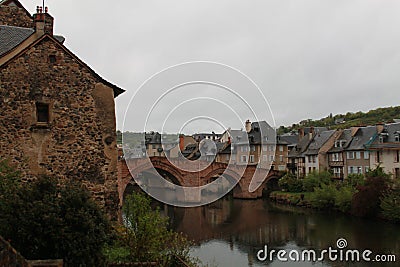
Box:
[0,1,125,217]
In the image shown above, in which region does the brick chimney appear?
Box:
[33,6,53,35]
[245,120,252,133]
[376,123,385,134]
[298,128,304,140]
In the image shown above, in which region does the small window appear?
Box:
[249,155,255,163]
[49,55,57,64]
[36,102,49,123]
[395,135,400,142]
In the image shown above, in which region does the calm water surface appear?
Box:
[164,197,400,267]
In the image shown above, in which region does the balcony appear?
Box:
[329,161,344,167]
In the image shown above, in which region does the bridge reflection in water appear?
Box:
[153,197,400,267]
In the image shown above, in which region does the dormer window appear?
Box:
[395,134,400,142]
[379,136,384,143]
[36,102,49,123]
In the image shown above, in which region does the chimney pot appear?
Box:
[45,7,48,13]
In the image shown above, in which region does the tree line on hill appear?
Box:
[278,106,400,134]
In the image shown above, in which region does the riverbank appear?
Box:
[269,190,400,225]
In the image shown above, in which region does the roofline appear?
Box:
[0,33,125,97]
[0,25,35,58]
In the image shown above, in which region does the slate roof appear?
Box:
[328,129,353,153]
[227,129,248,145]
[0,25,66,57]
[288,135,313,158]
[248,121,276,145]
[278,134,298,146]
[368,122,400,149]
[304,130,335,155]
[346,126,377,151]
[0,25,33,56]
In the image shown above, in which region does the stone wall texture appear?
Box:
[0,37,119,218]
[0,5,32,28]
[0,235,30,267]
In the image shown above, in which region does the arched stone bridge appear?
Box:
[118,157,282,206]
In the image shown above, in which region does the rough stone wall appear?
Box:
[0,235,31,267]
[0,5,32,27]
[0,37,119,218]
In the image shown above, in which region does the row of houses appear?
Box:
[287,123,400,179]
[121,120,400,180]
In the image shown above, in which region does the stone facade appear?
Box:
[0,2,124,218]
[0,1,32,27]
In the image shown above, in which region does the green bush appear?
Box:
[346,174,365,187]
[104,192,197,266]
[278,173,303,193]
[309,183,337,209]
[351,176,389,218]
[334,185,356,213]
[380,188,400,222]
[302,171,332,192]
[0,160,111,266]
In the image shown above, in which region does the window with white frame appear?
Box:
[268,145,274,152]
[395,134,400,142]
[241,155,248,163]
[262,145,268,152]
[348,166,354,174]
[357,166,363,174]
[279,155,284,162]
[262,155,268,162]
[269,155,275,161]
[347,152,355,159]
[333,167,342,176]
[250,145,256,152]
[364,151,370,160]
[249,155,255,163]
[279,145,284,152]
[356,152,361,159]
[241,146,248,152]
[332,153,340,162]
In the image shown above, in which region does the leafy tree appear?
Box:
[309,183,337,209]
[334,185,356,213]
[104,192,196,266]
[351,176,389,218]
[366,166,391,179]
[302,171,332,192]
[380,188,400,222]
[278,173,303,193]
[0,160,111,266]
[345,174,365,187]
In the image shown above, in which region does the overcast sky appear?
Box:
[22,0,400,133]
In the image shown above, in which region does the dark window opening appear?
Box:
[49,55,57,63]
[36,102,49,123]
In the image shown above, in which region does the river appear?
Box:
[163,197,400,267]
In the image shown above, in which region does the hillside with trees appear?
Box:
[278,106,400,134]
